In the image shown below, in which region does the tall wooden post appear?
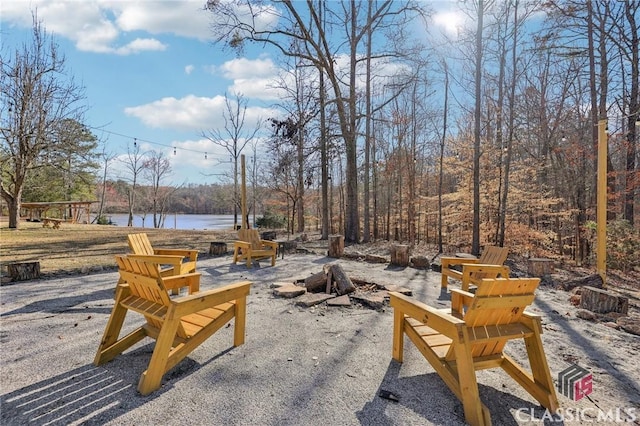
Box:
[597,118,607,286]
[241,154,248,229]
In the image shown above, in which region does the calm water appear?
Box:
[106,214,236,230]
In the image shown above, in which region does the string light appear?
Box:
[86,125,232,162]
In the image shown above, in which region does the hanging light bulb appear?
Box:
[173,147,176,155]
[205,152,208,160]
[133,137,137,147]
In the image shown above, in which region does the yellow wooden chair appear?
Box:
[440,245,510,291]
[390,277,558,426]
[94,255,252,395]
[233,229,278,268]
[127,232,199,294]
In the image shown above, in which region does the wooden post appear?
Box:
[7,262,41,281]
[390,244,410,267]
[241,154,248,229]
[328,235,344,258]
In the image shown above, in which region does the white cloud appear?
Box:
[124,94,279,131]
[185,65,195,75]
[0,0,208,55]
[219,57,277,79]
[214,57,285,100]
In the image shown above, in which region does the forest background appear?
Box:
[1,1,639,272]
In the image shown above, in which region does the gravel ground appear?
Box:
[1,253,638,425]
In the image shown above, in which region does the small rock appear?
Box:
[602,322,619,330]
[410,256,430,269]
[327,294,352,307]
[295,293,336,307]
[569,294,581,306]
[576,309,596,321]
[350,292,388,310]
[273,284,306,298]
[617,316,640,336]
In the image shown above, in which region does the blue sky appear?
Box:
[1,0,463,184]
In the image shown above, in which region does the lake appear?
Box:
[106,214,237,230]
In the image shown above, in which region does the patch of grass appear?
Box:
[1,221,235,276]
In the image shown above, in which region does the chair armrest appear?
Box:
[441,256,480,268]
[162,272,201,294]
[261,240,278,250]
[450,289,475,315]
[172,281,252,316]
[234,241,252,249]
[155,249,199,261]
[127,254,184,266]
[389,292,465,338]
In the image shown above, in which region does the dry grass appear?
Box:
[1,220,236,277]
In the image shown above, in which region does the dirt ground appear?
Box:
[1,238,639,425]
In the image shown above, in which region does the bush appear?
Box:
[607,220,640,272]
[256,210,285,229]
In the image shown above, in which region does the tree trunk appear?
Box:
[7,262,41,281]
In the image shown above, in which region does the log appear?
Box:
[209,241,228,256]
[330,264,356,295]
[527,258,555,276]
[7,262,41,281]
[390,244,410,267]
[328,235,344,258]
[579,286,628,315]
[305,271,328,293]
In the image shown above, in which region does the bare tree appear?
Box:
[0,14,87,228]
[121,143,146,226]
[201,93,261,230]
[143,150,173,228]
[96,141,116,223]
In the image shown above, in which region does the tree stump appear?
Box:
[329,264,356,295]
[261,231,276,240]
[527,258,555,276]
[390,244,410,267]
[579,286,628,315]
[328,235,344,258]
[305,271,328,293]
[7,262,41,281]
[209,242,228,256]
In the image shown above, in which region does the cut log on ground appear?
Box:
[305,271,328,293]
[7,262,41,281]
[527,258,555,276]
[560,273,604,291]
[328,235,344,258]
[330,264,356,295]
[209,242,228,256]
[390,244,409,267]
[580,286,628,315]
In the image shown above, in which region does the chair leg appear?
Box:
[271,253,276,266]
[392,310,405,362]
[233,297,247,346]
[441,272,449,289]
[138,317,181,395]
[233,247,239,264]
[94,285,132,365]
[452,340,487,426]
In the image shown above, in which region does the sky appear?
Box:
[1,0,463,185]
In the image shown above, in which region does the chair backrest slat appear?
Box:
[448,277,540,359]
[116,255,185,336]
[478,246,509,265]
[238,229,262,250]
[128,233,154,255]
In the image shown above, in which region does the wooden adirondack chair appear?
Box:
[127,232,199,294]
[390,277,559,426]
[440,246,510,291]
[94,255,252,395]
[233,229,278,268]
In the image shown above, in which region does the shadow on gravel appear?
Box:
[357,360,541,426]
[0,345,236,426]
[0,288,114,317]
